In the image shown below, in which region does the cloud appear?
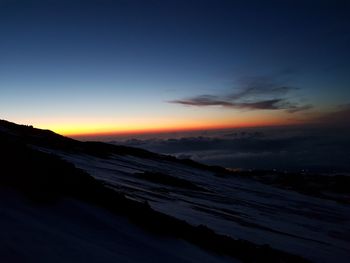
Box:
[171,95,234,107]
[284,103,314,113]
[170,96,312,113]
[229,76,298,100]
[111,127,350,172]
[170,76,312,113]
[171,97,312,111]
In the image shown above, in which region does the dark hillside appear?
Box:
[0,120,309,263]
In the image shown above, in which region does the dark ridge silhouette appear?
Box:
[1,119,347,202]
[0,119,309,262]
[0,119,230,173]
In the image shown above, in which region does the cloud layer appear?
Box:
[170,76,312,113]
[112,125,350,173]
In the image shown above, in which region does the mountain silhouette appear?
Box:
[1,119,348,263]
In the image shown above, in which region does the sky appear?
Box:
[0,0,349,136]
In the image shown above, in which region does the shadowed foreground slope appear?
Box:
[0,120,309,263]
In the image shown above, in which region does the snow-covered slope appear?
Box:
[44,150,350,263]
[0,190,234,263]
[1,120,349,263]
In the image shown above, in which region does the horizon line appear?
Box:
[64,122,306,139]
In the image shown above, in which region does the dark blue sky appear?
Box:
[0,0,349,135]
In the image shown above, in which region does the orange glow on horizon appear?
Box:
[45,117,302,138]
[22,109,314,139]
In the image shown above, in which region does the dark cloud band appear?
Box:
[169,76,312,113]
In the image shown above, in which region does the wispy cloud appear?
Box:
[285,104,313,113]
[170,76,312,113]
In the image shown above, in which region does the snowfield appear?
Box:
[0,190,234,263]
[35,149,350,263]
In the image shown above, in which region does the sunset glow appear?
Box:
[15,110,304,138]
[0,1,349,262]
[0,0,348,139]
